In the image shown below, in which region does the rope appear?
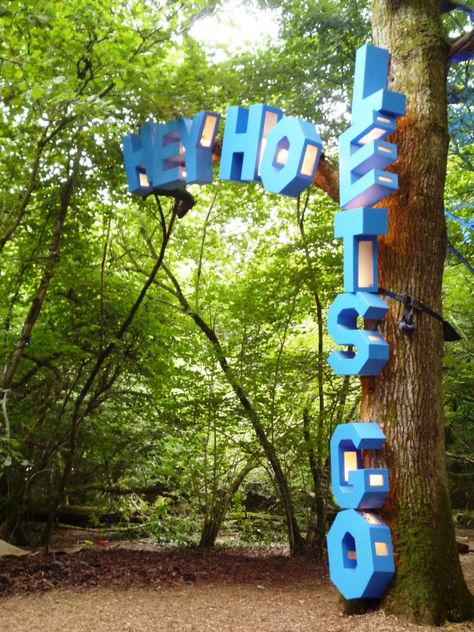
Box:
[445,210,474,232]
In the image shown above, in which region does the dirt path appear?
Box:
[1,544,473,631]
[2,584,470,632]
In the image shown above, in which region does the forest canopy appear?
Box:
[0,4,473,620]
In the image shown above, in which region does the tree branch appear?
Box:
[447,244,474,274]
[2,147,82,390]
[313,154,339,203]
[446,451,474,465]
[70,482,181,500]
[151,187,196,218]
[449,29,474,63]
[195,191,218,312]
[160,263,305,554]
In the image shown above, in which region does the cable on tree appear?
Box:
[150,187,196,219]
[379,288,461,341]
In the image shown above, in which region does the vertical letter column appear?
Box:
[327,44,406,376]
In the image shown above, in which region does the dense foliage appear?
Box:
[0,0,472,560]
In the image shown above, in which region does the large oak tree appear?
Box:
[356,0,473,624]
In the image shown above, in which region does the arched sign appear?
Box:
[122,43,406,602]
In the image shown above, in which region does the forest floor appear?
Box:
[0,529,473,631]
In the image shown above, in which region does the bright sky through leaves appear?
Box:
[190,0,280,61]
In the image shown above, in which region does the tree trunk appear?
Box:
[162,265,306,555]
[358,0,474,623]
[40,201,177,549]
[0,468,29,545]
[2,150,81,390]
[199,459,257,547]
[297,193,330,560]
[302,403,327,559]
[199,514,222,548]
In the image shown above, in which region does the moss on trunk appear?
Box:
[384,489,474,624]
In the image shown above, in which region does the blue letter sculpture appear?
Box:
[327,292,389,376]
[340,45,406,210]
[178,112,221,184]
[334,208,388,294]
[326,423,395,600]
[219,104,282,183]
[328,43,406,376]
[122,111,220,194]
[329,423,389,509]
[123,105,321,199]
[327,44,406,602]
[327,509,395,600]
[220,105,322,197]
[259,116,322,196]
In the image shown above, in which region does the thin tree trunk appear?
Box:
[296,194,328,558]
[199,459,257,547]
[357,1,474,623]
[195,191,218,313]
[40,199,176,548]
[2,149,82,390]
[302,401,326,559]
[161,265,306,555]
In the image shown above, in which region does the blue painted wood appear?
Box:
[327,292,389,375]
[330,422,389,509]
[327,509,395,600]
[218,104,283,183]
[334,208,388,293]
[177,112,221,184]
[259,116,322,196]
[123,111,220,194]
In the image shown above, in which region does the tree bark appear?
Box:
[313,155,339,203]
[357,0,474,623]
